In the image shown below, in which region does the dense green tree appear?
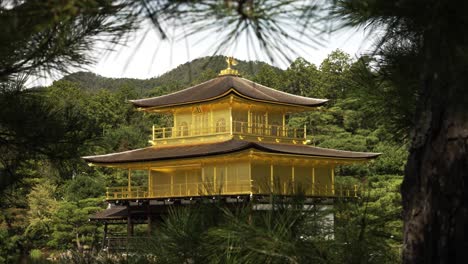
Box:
[334,176,402,264]
[0,86,97,191]
[24,180,59,248]
[252,64,285,90]
[318,50,353,101]
[63,175,105,202]
[48,198,103,251]
[284,58,320,97]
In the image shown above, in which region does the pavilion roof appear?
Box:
[82,139,380,165]
[89,206,127,220]
[130,75,328,110]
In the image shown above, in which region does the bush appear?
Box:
[29,249,43,260]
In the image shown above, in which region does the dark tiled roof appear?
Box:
[82,139,380,164]
[89,206,127,220]
[130,75,327,109]
[255,142,381,159]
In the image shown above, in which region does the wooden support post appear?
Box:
[147,169,151,198]
[270,164,274,193]
[229,106,233,135]
[185,171,188,196]
[191,111,194,136]
[170,174,174,196]
[210,108,214,133]
[331,167,335,195]
[214,166,217,194]
[172,111,177,137]
[292,165,295,194]
[248,161,252,195]
[282,113,286,137]
[312,167,315,195]
[247,109,251,134]
[128,169,132,195]
[201,167,205,195]
[225,165,229,194]
[102,222,108,250]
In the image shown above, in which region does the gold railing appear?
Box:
[106,181,251,200]
[253,183,361,197]
[153,181,252,197]
[151,121,306,141]
[106,186,149,199]
[105,183,361,200]
[232,121,306,140]
[152,125,230,140]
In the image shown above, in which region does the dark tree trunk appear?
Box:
[402,26,468,263]
[403,110,468,263]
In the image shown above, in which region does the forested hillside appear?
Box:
[0,51,405,263]
[62,56,280,95]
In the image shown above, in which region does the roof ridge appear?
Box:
[130,77,221,103]
[239,76,328,102]
[235,78,279,101]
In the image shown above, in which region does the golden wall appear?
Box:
[147,160,334,198]
[173,104,231,136]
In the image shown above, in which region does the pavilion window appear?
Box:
[216,118,226,133]
[178,121,189,137]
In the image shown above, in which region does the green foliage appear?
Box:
[63,175,105,202]
[48,198,104,251]
[132,204,223,263]
[0,86,96,191]
[283,57,320,96]
[252,65,285,90]
[344,57,417,140]
[0,228,21,264]
[333,175,403,263]
[370,144,407,175]
[24,180,59,248]
[129,190,401,264]
[0,0,138,82]
[62,56,282,96]
[29,249,43,260]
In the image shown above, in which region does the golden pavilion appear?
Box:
[84,57,379,242]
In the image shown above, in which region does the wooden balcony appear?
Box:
[105,183,361,200]
[151,121,307,144]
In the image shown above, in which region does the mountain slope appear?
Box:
[61,56,282,95]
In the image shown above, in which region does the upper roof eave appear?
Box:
[131,90,328,112]
[130,75,328,110]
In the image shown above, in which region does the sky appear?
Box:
[28,24,373,87]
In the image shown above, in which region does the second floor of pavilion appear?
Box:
[129,73,329,146]
[149,96,315,145]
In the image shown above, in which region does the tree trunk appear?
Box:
[402,110,468,263]
[402,30,468,263]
